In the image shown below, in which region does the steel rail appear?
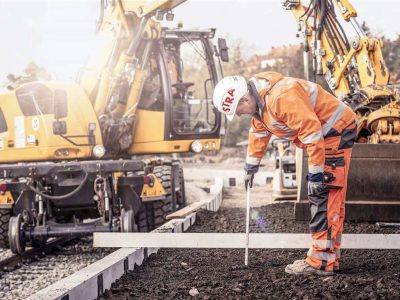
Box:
[0,237,72,271]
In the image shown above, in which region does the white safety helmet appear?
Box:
[213,75,248,121]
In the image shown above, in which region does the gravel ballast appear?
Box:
[0,237,114,300]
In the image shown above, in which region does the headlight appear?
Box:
[190,140,203,153]
[93,145,106,158]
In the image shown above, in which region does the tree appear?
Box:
[381,35,400,83]
[220,38,255,147]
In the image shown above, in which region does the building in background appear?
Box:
[244,44,302,77]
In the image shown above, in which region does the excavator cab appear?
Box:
[131,28,224,154]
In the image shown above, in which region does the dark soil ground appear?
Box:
[99,202,400,300]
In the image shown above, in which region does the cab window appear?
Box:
[0,109,7,133]
[138,49,164,111]
[16,83,54,116]
[168,39,218,135]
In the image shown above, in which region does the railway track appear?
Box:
[0,236,115,300]
[0,219,118,300]
[0,237,71,271]
[0,218,105,273]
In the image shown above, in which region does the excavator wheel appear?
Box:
[0,209,10,249]
[135,205,150,232]
[175,166,186,210]
[141,199,172,230]
[9,214,26,255]
[143,166,173,230]
[150,199,173,228]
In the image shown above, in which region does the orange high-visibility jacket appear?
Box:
[246,72,356,174]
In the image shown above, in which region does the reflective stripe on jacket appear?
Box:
[246,72,356,174]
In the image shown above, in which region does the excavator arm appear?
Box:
[283,0,400,143]
[283,0,389,94]
[77,0,192,152]
[80,0,187,117]
[283,0,400,222]
[122,0,186,18]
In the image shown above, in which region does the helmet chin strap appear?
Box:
[248,80,273,135]
[248,81,264,117]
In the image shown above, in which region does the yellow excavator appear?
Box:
[0,0,229,255]
[282,0,400,221]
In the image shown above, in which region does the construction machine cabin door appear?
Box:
[130,41,166,154]
[130,31,221,154]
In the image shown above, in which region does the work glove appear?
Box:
[244,163,258,190]
[306,172,324,195]
[307,180,324,195]
[244,173,254,190]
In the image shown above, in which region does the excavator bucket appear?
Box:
[295,144,400,221]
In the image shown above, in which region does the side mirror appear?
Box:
[54,89,68,119]
[218,38,229,62]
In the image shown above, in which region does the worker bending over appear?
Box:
[213,72,356,276]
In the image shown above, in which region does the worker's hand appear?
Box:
[244,163,258,190]
[244,173,254,190]
[306,172,324,195]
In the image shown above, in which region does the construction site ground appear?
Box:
[98,157,400,300]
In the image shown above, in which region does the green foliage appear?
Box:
[219,39,254,147]
[381,34,400,83]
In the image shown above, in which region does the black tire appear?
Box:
[135,205,150,232]
[176,166,186,209]
[154,165,172,195]
[150,198,173,228]
[141,166,173,231]
[0,209,10,249]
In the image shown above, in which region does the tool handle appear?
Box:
[245,182,251,266]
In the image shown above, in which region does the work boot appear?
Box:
[285,260,333,276]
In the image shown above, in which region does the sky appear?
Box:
[0,0,399,82]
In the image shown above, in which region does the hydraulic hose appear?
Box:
[26,171,89,200]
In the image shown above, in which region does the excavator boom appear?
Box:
[122,0,187,17]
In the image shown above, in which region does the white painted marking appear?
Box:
[184,168,273,186]
[93,233,400,250]
[32,117,40,131]
[14,116,26,148]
